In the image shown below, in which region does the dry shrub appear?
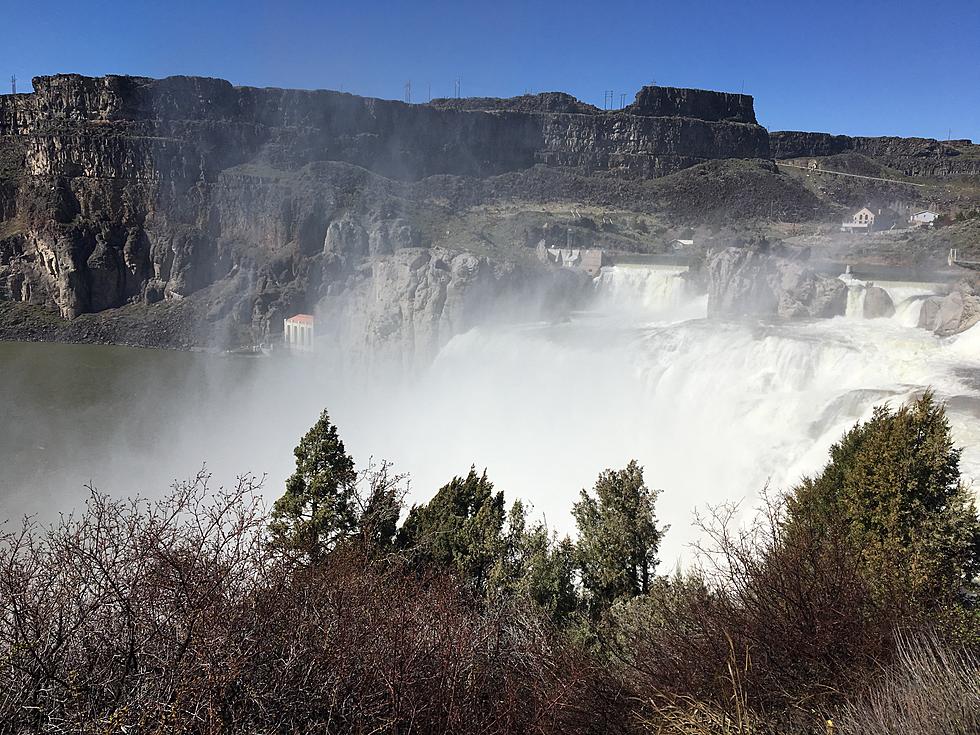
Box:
[0,472,622,734]
[0,472,269,733]
[834,632,980,735]
[608,492,892,731]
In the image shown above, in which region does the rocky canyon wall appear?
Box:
[770,130,980,177]
[0,74,770,355]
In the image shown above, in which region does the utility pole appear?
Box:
[404,80,412,103]
[10,75,15,95]
[454,79,461,99]
[427,82,431,102]
[619,92,626,109]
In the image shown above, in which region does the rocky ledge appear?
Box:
[705,241,847,319]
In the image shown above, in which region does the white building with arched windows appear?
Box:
[284,314,315,352]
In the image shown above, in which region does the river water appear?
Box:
[2,265,978,563]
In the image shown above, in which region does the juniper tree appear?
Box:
[573,460,664,613]
[397,467,506,593]
[493,501,579,621]
[270,410,357,560]
[787,392,980,616]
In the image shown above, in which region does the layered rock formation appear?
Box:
[705,242,847,319]
[770,131,980,178]
[434,85,770,178]
[0,74,771,354]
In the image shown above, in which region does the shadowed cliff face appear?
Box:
[0,74,771,349]
[770,130,980,177]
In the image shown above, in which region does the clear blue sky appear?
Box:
[6,0,979,140]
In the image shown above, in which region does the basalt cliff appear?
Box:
[771,131,980,178]
[0,74,772,356]
[1,73,976,355]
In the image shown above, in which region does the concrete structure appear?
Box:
[671,238,694,251]
[543,247,606,276]
[909,210,939,227]
[949,248,980,271]
[284,314,315,352]
[579,249,606,276]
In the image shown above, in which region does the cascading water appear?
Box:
[839,271,943,326]
[840,272,868,318]
[593,264,706,322]
[397,265,980,563]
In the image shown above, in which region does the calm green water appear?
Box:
[0,342,325,520]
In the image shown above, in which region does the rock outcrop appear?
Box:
[706,243,847,319]
[863,285,895,319]
[0,74,771,353]
[770,131,980,178]
[918,284,980,336]
[318,247,588,372]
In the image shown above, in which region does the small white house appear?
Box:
[909,210,939,227]
[284,314,315,352]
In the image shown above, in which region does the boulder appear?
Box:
[934,290,980,336]
[917,286,980,335]
[863,285,895,319]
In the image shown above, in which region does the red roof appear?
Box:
[286,314,315,325]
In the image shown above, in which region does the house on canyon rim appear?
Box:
[841,206,902,234]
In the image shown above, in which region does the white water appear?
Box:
[840,272,944,327]
[593,263,693,313]
[355,265,978,563]
[2,264,978,566]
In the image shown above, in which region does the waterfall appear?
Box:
[593,264,700,317]
[407,283,980,564]
[877,281,944,328]
[845,286,868,318]
[839,273,942,324]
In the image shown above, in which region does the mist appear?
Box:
[2,264,978,565]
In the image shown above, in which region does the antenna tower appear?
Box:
[10,75,15,95]
[404,80,412,103]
